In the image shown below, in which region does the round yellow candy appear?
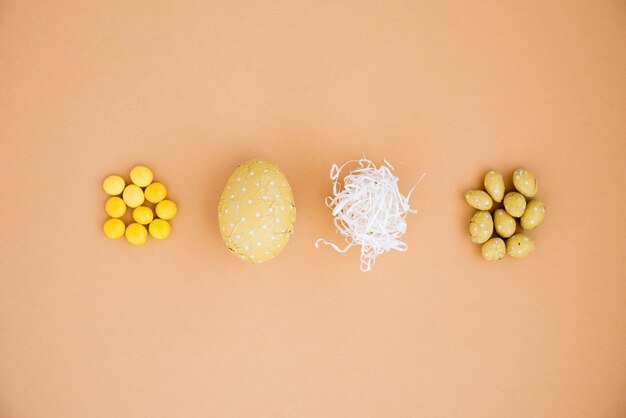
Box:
[130,165,153,187]
[125,223,148,246]
[133,206,154,224]
[103,218,125,239]
[123,184,144,208]
[144,182,167,203]
[149,219,170,239]
[105,196,126,218]
[102,175,125,195]
[155,199,177,220]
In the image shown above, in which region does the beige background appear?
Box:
[1,1,625,417]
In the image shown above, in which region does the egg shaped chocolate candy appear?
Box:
[493,208,516,238]
[513,168,538,198]
[506,233,535,258]
[484,170,505,202]
[481,237,506,262]
[218,160,296,263]
[503,191,526,217]
[521,200,546,230]
[464,190,493,211]
[469,210,494,244]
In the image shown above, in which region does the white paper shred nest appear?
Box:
[315,157,425,272]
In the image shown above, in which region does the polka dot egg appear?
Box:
[218,159,296,263]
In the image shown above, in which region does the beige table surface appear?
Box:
[1,1,625,417]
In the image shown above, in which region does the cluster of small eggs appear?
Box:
[465,168,546,262]
[102,165,177,245]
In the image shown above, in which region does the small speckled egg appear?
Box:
[481,237,506,262]
[484,170,505,202]
[218,159,296,263]
[521,200,545,230]
[469,210,493,244]
[513,168,537,198]
[506,233,535,258]
[464,190,493,210]
[503,191,526,217]
[493,208,516,238]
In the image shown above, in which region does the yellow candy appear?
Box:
[133,206,154,224]
[123,184,144,208]
[155,199,177,220]
[130,165,153,187]
[102,175,125,195]
[144,182,167,203]
[149,219,170,239]
[105,196,126,218]
[125,223,148,246]
[103,218,125,239]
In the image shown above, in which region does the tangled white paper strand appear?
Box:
[315,157,425,272]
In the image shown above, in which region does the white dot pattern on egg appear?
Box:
[218,159,296,263]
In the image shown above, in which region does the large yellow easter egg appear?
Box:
[218,159,296,263]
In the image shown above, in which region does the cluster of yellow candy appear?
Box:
[102,165,177,245]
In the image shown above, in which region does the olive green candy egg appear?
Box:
[513,168,538,198]
[481,237,506,262]
[503,191,526,217]
[218,159,296,263]
[464,190,493,210]
[521,199,545,230]
[506,233,535,258]
[493,208,516,238]
[469,210,493,244]
[483,170,505,202]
